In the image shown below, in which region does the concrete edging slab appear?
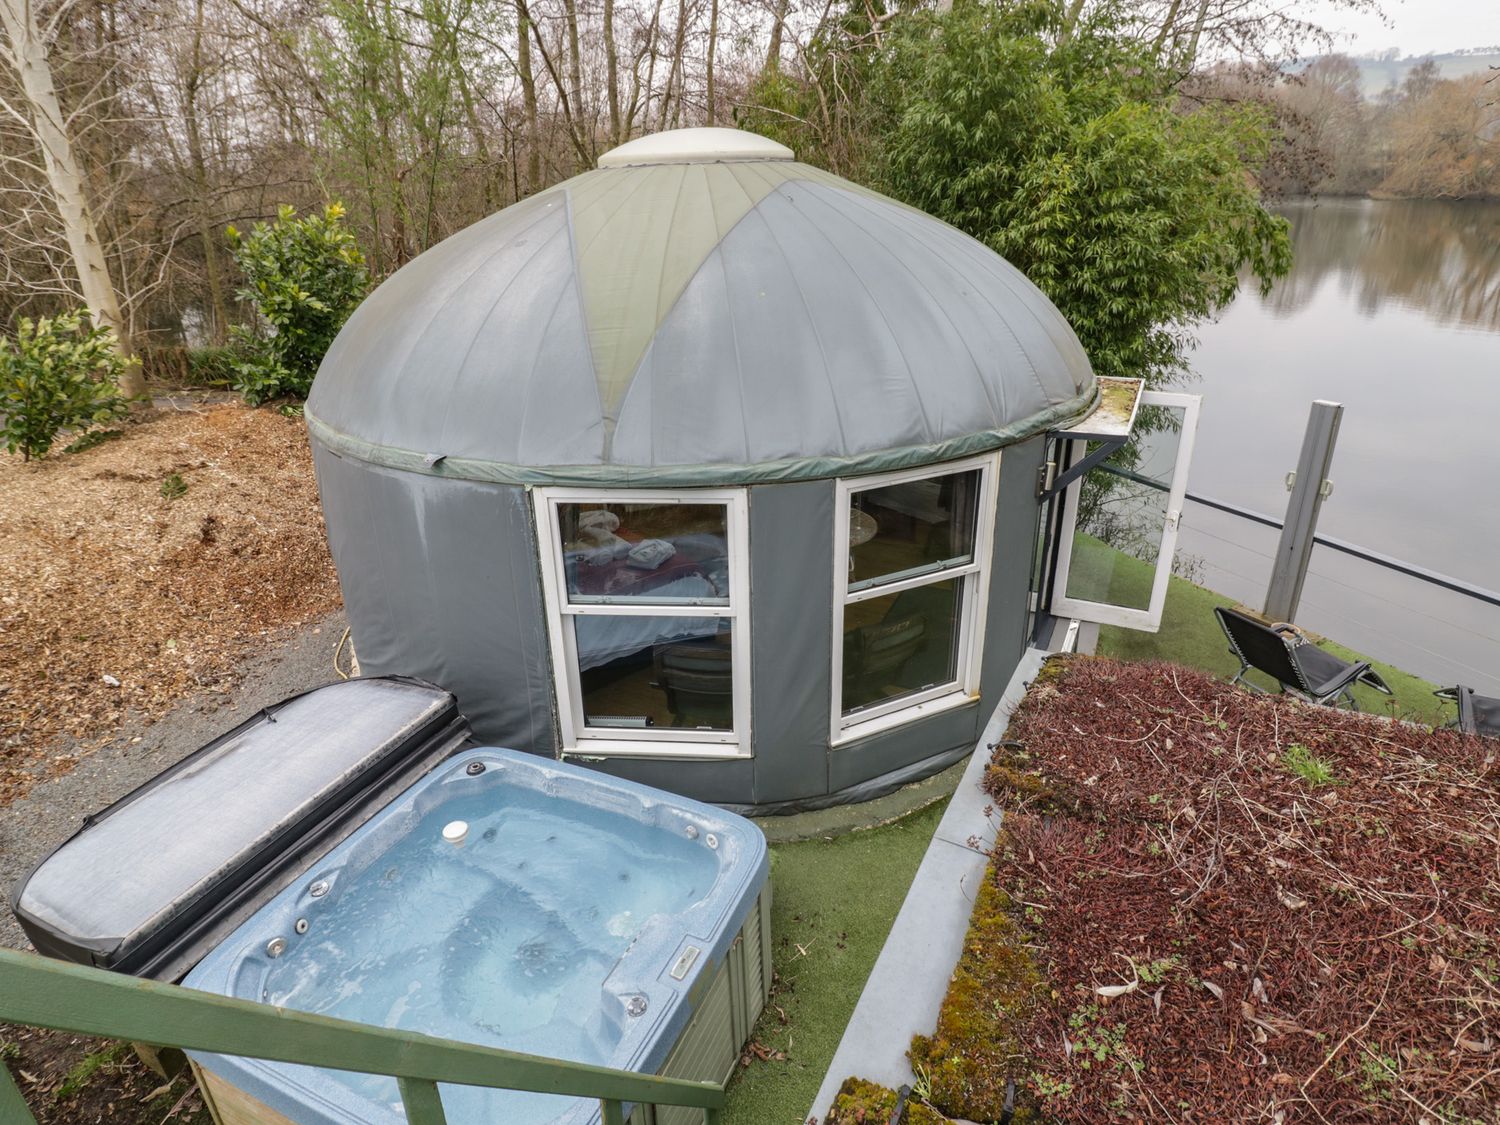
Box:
[807,646,1049,1122]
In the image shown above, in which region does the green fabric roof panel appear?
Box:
[307,128,1095,480]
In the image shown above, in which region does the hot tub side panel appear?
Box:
[311,444,557,754]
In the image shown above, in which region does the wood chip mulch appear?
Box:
[0,404,341,805]
[989,656,1498,1124]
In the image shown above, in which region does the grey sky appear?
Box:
[1305,0,1500,57]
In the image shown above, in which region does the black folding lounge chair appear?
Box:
[1434,685,1500,737]
[1214,606,1393,709]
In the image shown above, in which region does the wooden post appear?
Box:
[398,1078,449,1125]
[600,1098,626,1124]
[1264,400,1343,623]
[1,1061,39,1125]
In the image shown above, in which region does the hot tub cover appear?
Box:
[306,127,1097,486]
[11,677,472,981]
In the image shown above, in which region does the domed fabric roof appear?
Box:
[306,128,1096,485]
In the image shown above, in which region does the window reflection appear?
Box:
[577,618,734,730]
[841,579,961,714]
[558,502,729,604]
[849,470,980,589]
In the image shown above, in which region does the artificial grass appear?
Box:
[1069,535,1447,723]
[723,800,947,1125]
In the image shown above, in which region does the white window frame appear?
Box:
[830,453,1000,747]
[534,487,752,759]
[1050,390,1202,632]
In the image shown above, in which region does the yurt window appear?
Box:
[534,488,751,757]
[831,455,998,743]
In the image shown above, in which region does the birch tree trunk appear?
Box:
[765,0,787,74]
[562,0,585,168]
[704,0,718,125]
[0,0,143,398]
[602,0,621,145]
[515,0,541,192]
[185,0,230,342]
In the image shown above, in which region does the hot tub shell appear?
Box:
[182,747,771,1125]
[189,888,770,1125]
[10,680,770,1125]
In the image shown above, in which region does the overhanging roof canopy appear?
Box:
[307,128,1097,486]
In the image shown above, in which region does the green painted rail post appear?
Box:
[1,1061,39,1125]
[601,1098,626,1125]
[398,1077,449,1125]
[0,949,725,1120]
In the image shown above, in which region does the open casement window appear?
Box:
[831,454,999,745]
[1050,389,1203,632]
[535,488,751,758]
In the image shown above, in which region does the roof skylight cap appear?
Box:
[598,127,795,169]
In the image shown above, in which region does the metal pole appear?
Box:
[1264,400,1343,623]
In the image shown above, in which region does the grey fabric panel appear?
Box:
[616,181,1092,468]
[980,436,1048,703]
[827,702,981,795]
[569,756,756,807]
[312,446,557,753]
[746,481,834,805]
[307,193,604,467]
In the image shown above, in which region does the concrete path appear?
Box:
[808,646,1049,1122]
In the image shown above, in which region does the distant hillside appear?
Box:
[1285,48,1500,99]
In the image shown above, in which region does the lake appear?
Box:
[1179,197,1500,694]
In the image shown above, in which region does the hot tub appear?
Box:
[185,748,769,1125]
[11,679,769,1125]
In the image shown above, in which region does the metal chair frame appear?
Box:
[1215,606,1393,710]
[1434,685,1500,738]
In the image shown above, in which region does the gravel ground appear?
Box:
[0,609,347,951]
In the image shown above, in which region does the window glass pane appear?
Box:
[842,578,962,716]
[1064,406,1187,610]
[558,502,729,604]
[849,469,980,589]
[575,617,734,731]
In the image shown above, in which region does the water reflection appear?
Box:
[1186,197,1500,692]
[1261,198,1500,331]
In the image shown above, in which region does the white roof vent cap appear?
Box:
[598,127,794,169]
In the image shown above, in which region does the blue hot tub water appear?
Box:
[183,749,768,1125]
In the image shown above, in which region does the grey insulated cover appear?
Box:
[11,677,471,981]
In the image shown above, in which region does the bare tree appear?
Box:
[0,0,142,395]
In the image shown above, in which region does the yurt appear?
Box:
[305,127,1101,813]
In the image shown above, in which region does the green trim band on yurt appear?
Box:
[306,127,1098,813]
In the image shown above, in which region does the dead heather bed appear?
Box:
[898,656,1498,1124]
[0,403,341,805]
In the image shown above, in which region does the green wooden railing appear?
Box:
[0,948,724,1125]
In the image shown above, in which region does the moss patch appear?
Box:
[907,874,1044,1123]
[825,1077,947,1124]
